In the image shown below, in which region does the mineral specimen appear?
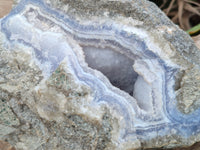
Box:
[1,0,200,149]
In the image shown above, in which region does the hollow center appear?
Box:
[82,46,138,95]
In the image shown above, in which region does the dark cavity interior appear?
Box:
[82,46,138,95]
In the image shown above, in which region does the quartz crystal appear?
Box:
[1,0,200,149]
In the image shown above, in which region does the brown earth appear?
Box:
[0,140,15,150]
[0,0,13,18]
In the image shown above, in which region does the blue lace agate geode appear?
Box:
[1,0,200,149]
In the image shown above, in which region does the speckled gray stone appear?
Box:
[1,0,200,149]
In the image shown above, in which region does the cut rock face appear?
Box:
[1,0,200,149]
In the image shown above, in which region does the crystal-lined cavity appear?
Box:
[82,46,138,95]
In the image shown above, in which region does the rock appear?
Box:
[0,0,200,149]
[193,35,200,50]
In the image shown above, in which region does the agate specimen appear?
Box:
[1,0,200,149]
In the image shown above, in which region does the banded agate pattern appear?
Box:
[1,0,200,149]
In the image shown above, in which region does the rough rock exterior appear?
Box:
[1,0,200,149]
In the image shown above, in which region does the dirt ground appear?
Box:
[0,0,13,18]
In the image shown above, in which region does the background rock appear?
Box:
[1,0,200,149]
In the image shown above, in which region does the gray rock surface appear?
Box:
[1,0,200,149]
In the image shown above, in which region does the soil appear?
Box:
[0,0,13,18]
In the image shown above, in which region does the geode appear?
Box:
[1,0,200,149]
